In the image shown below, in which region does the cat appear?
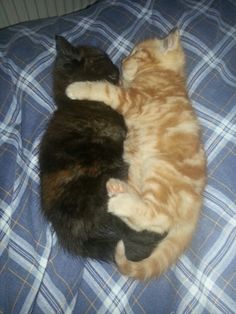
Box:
[66,29,207,280]
[39,35,165,263]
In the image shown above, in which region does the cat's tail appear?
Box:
[115,221,197,280]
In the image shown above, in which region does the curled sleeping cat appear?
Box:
[39,36,165,263]
[66,29,206,280]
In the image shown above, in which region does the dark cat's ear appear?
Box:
[55,35,78,58]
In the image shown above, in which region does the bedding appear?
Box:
[0,0,236,313]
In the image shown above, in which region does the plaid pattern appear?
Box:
[0,0,236,312]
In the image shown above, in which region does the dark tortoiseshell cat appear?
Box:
[39,36,165,262]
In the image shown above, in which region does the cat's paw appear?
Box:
[106,178,125,197]
[107,191,139,219]
[108,193,131,217]
[66,82,83,100]
[108,193,142,231]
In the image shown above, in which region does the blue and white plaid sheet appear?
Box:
[0,0,236,313]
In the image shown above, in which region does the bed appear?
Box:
[0,0,236,312]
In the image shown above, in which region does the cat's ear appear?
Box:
[55,35,78,58]
[161,29,180,52]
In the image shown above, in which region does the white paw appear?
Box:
[108,192,137,218]
[65,82,81,100]
[108,194,126,217]
[108,193,144,232]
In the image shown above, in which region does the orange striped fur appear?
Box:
[66,29,206,280]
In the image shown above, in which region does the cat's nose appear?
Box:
[108,73,117,80]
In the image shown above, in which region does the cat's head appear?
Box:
[54,36,119,86]
[121,29,185,85]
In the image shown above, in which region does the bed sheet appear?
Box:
[0,0,236,313]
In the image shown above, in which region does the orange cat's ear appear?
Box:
[161,29,180,52]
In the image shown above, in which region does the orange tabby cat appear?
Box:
[66,29,206,280]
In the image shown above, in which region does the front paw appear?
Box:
[108,194,126,217]
[108,193,142,232]
[108,192,135,218]
[66,82,82,100]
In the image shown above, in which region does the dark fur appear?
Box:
[39,36,166,262]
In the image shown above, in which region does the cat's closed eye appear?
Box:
[64,58,81,67]
[129,47,148,59]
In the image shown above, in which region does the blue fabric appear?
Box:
[0,0,236,312]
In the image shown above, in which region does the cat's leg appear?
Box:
[66,81,126,111]
[106,178,170,233]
